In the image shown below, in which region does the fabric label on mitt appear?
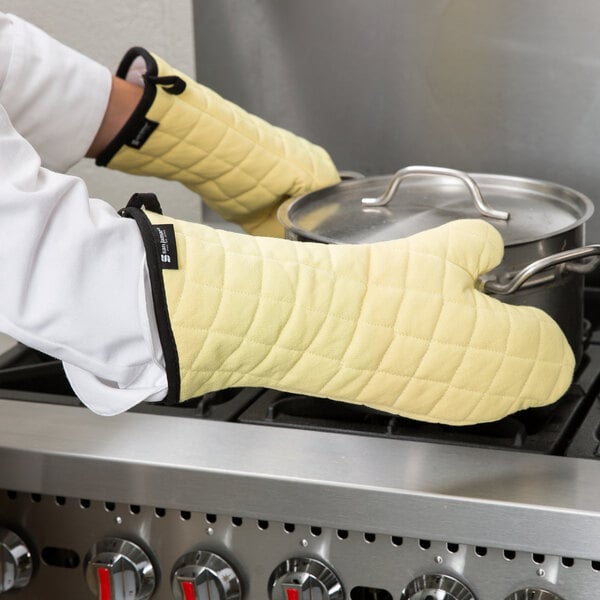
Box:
[126,118,159,149]
[153,224,179,269]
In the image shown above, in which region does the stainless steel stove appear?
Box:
[2,293,600,599]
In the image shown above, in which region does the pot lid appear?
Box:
[278,166,594,246]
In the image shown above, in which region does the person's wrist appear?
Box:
[86,75,143,158]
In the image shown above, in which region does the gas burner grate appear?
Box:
[235,382,593,454]
[130,387,263,421]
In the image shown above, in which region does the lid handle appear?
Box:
[361,166,510,221]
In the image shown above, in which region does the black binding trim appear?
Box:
[119,193,181,405]
[95,47,160,166]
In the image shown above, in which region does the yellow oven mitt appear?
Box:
[122,195,574,426]
[97,48,340,237]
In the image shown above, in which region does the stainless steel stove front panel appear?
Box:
[1,400,600,559]
[1,398,600,599]
[1,492,598,600]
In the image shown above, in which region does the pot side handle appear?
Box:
[481,245,600,295]
[361,166,510,221]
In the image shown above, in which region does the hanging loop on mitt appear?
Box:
[119,192,163,215]
[144,74,186,95]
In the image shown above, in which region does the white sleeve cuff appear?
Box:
[63,362,168,416]
[62,259,168,416]
[0,13,111,173]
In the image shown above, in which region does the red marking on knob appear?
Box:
[285,587,300,600]
[97,567,112,600]
[180,580,196,600]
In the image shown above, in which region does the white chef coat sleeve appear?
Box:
[0,12,111,172]
[0,104,168,415]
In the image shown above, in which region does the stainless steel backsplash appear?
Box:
[193,0,600,245]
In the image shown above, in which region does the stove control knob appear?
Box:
[400,574,476,600]
[171,551,242,600]
[84,538,156,600]
[268,557,344,600]
[0,527,33,593]
[505,590,564,600]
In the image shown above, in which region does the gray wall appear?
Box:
[193,0,600,242]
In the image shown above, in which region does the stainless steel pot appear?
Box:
[278,166,600,364]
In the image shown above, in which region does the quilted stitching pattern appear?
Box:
[107,52,340,237]
[146,212,575,426]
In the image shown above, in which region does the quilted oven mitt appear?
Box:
[122,195,575,426]
[97,47,340,237]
